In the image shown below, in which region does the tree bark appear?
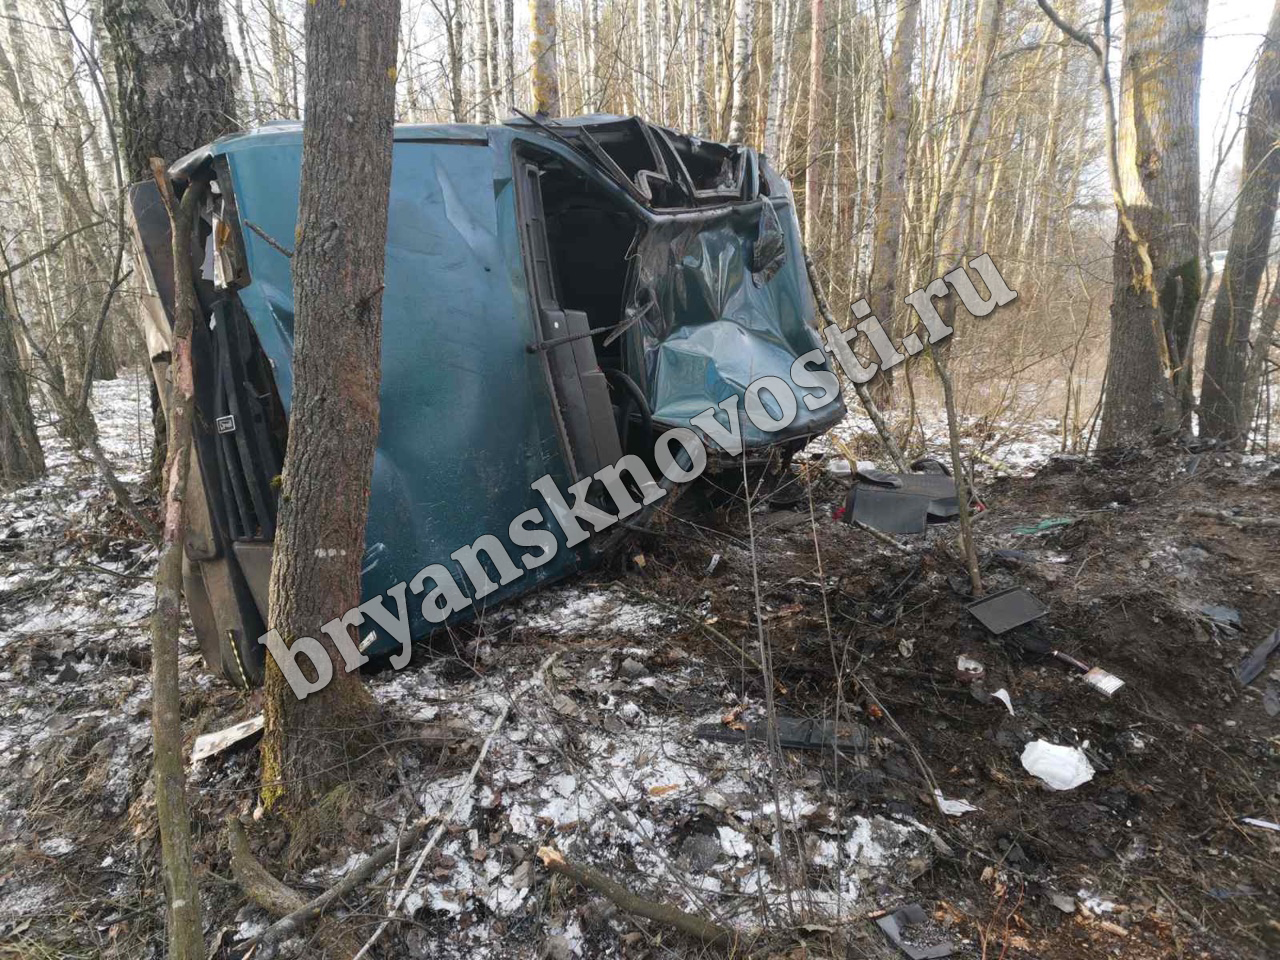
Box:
[0,290,44,488]
[531,0,562,116]
[102,0,239,183]
[260,0,399,811]
[802,0,823,242]
[103,0,239,486]
[1098,0,1208,448]
[727,0,753,142]
[1200,0,1280,443]
[866,0,919,404]
[695,0,712,135]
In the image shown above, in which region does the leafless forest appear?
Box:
[1,0,1279,958]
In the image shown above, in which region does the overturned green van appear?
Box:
[129,115,844,687]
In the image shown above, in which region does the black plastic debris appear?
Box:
[1235,627,1280,686]
[694,717,868,751]
[967,586,1048,635]
[874,903,953,959]
[844,468,963,535]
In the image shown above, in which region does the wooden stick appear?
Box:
[537,846,740,949]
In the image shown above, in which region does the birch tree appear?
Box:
[866,0,918,403]
[531,0,561,115]
[726,0,752,141]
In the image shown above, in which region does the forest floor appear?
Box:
[0,371,1277,960]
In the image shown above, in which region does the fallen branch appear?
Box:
[227,817,307,916]
[537,845,740,949]
[228,817,365,959]
[1186,506,1280,529]
[349,652,559,960]
[242,818,427,958]
[851,519,914,554]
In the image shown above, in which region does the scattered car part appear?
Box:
[991,688,1015,715]
[955,655,984,683]
[1240,817,1280,832]
[190,714,265,762]
[967,586,1047,635]
[874,903,953,959]
[932,789,980,817]
[1234,627,1280,686]
[1021,740,1095,791]
[1013,517,1075,535]
[844,470,965,535]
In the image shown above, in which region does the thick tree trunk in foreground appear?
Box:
[866,0,919,405]
[0,292,44,488]
[1200,0,1280,444]
[1098,0,1207,448]
[261,0,399,811]
[531,0,562,116]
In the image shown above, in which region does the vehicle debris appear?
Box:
[1234,626,1280,685]
[955,655,984,683]
[991,688,1015,715]
[967,586,1047,634]
[1239,817,1280,832]
[844,468,965,535]
[1013,517,1075,535]
[1021,740,1095,791]
[190,715,265,762]
[932,789,980,817]
[874,903,954,959]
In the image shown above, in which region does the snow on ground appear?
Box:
[0,371,160,922]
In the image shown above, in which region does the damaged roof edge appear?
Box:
[171,115,769,212]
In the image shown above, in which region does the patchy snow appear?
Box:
[514,587,674,636]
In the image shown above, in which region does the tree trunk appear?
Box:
[1098,0,1207,448]
[531,0,562,116]
[866,0,918,404]
[695,0,712,135]
[802,0,823,242]
[103,0,239,485]
[103,0,240,183]
[1200,0,1280,443]
[503,0,515,107]
[260,0,399,812]
[0,291,44,488]
[726,0,753,142]
[762,0,788,157]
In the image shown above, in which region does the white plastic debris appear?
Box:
[991,688,1015,715]
[1020,740,1095,791]
[933,789,980,816]
[956,656,985,682]
[1241,817,1280,832]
